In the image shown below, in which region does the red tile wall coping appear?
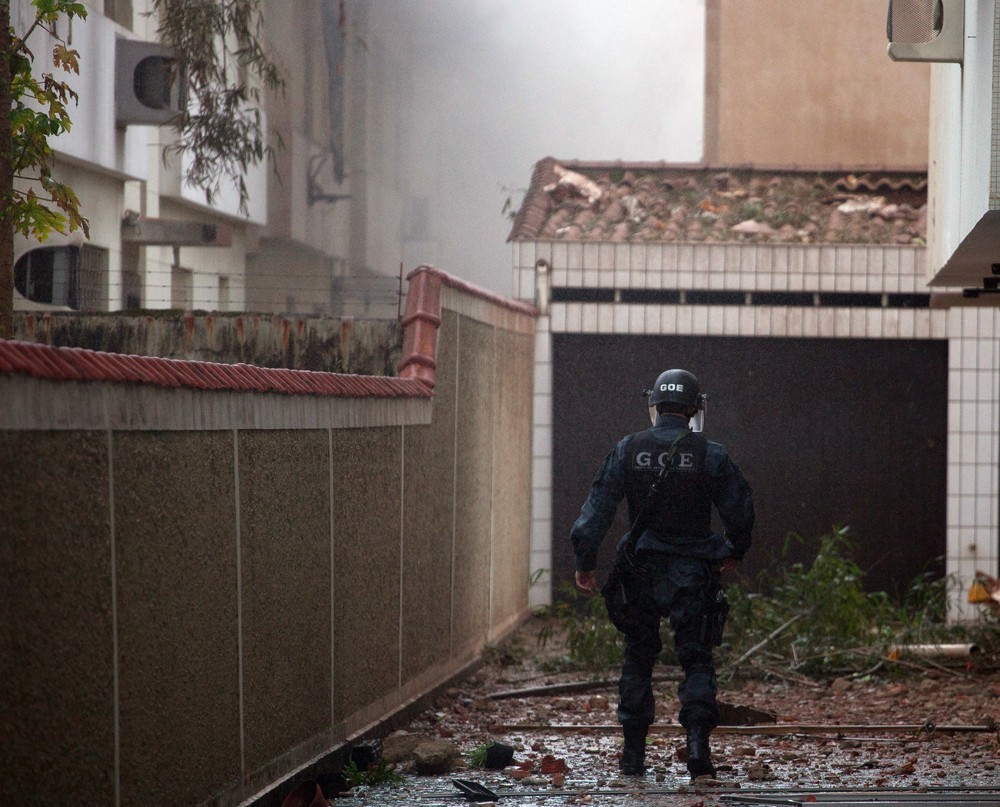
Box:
[0,266,537,398]
[397,265,539,390]
[0,338,433,398]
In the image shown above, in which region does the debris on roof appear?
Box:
[508,157,927,246]
[542,164,604,206]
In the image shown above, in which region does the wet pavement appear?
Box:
[330,622,1000,806]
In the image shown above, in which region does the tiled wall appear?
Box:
[513,241,926,297]
[992,0,1000,211]
[516,240,999,620]
[530,314,553,608]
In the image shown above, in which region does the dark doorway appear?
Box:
[551,334,948,599]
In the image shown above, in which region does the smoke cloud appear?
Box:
[357,0,705,296]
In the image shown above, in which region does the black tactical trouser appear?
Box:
[617,553,721,731]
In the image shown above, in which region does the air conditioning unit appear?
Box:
[116,39,184,126]
[887,0,964,63]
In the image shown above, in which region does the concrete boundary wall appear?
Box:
[0,376,433,431]
[1,267,538,807]
[12,311,404,378]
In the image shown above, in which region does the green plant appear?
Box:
[6,0,90,241]
[528,567,548,588]
[342,758,403,788]
[151,0,284,214]
[537,581,624,670]
[483,636,528,667]
[535,528,1000,680]
[723,526,1000,676]
[500,184,527,223]
[737,201,766,222]
[468,743,490,769]
[1,0,92,337]
[723,527,896,673]
[767,209,809,229]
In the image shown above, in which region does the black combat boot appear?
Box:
[686,724,716,780]
[620,725,647,776]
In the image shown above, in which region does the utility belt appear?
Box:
[602,550,730,647]
[601,542,644,635]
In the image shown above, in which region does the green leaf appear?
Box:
[6,2,90,243]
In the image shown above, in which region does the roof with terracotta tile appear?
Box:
[0,266,538,397]
[508,157,928,246]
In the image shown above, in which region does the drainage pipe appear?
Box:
[888,644,980,659]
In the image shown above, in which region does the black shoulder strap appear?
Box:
[624,429,691,553]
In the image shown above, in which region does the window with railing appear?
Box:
[14,245,109,311]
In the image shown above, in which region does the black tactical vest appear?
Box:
[624,429,713,541]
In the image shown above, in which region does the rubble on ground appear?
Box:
[327,618,1000,805]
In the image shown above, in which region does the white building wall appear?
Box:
[928,63,964,279]
[517,240,997,620]
[12,0,150,182]
[927,0,999,280]
[959,0,996,238]
[12,0,265,313]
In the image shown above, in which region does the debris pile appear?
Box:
[313,624,1000,805]
[306,527,1000,805]
[525,162,928,245]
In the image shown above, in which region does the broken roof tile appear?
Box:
[508,159,928,246]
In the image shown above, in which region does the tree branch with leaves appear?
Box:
[1,0,90,337]
[0,0,283,336]
[152,0,283,215]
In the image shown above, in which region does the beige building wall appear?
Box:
[705,0,931,167]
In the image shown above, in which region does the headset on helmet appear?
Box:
[642,369,708,431]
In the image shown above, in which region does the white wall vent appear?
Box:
[887,0,964,63]
[115,39,184,126]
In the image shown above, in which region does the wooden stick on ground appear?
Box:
[846,649,966,679]
[747,659,823,688]
[729,611,809,669]
[487,672,683,700]
[490,723,998,736]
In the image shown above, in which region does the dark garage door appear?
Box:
[551,334,948,598]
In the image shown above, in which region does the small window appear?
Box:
[171,265,193,310]
[79,244,109,311]
[121,243,142,310]
[218,276,230,312]
[104,0,133,30]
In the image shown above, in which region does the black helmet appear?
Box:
[646,369,701,408]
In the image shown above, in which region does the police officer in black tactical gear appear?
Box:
[570,369,754,780]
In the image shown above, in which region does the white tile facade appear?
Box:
[516,240,998,619]
[530,316,554,608]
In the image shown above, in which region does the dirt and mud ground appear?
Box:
[331,618,1000,806]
